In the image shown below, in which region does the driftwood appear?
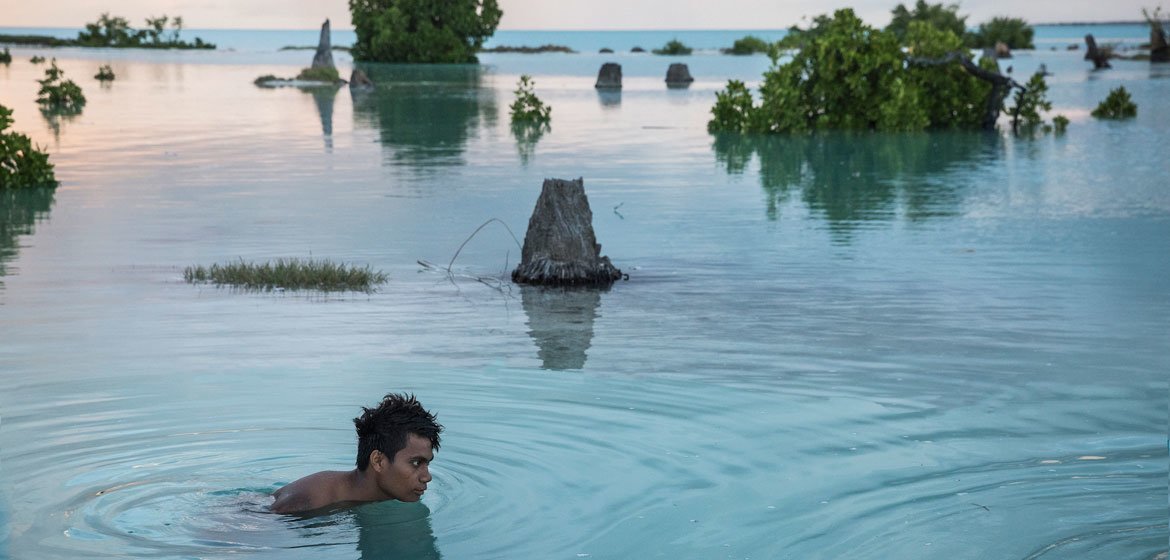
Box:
[512,178,622,287]
[1084,34,1112,69]
[595,63,622,89]
[311,20,335,70]
[907,52,1020,131]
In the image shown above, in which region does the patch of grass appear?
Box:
[1091,86,1137,119]
[294,66,340,82]
[95,64,115,81]
[652,39,692,55]
[184,258,388,292]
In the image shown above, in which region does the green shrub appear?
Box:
[725,35,770,55]
[886,0,968,42]
[1006,72,1054,133]
[75,12,212,49]
[509,74,551,125]
[0,105,58,189]
[94,64,115,81]
[652,39,692,55]
[30,55,46,64]
[294,66,341,82]
[349,0,503,63]
[184,258,388,292]
[0,48,11,64]
[1052,114,1069,133]
[1091,86,1137,119]
[36,60,86,115]
[970,17,1034,49]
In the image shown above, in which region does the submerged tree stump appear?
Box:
[312,20,335,70]
[595,63,622,89]
[512,178,622,287]
[665,63,694,87]
[1150,19,1169,63]
[1084,34,1112,69]
[349,68,374,91]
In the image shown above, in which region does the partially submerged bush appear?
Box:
[970,16,1034,49]
[1006,72,1052,133]
[95,64,115,81]
[724,35,770,55]
[36,60,86,115]
[0,48,11,64]
[30,55,46,64]
[652,39,692,55]
[294,66,341,82]
[184,258,388,292]
[1091,86,1137,119]
[0,105,58,189]
[509,74,551,125]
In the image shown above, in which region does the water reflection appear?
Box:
[304,85,340,150]
[596,90,621,109]
[352,64,496,168]
[521,286,602,370]
[0,188,55,282]
[713,132,999,239]
[355,502,441,559]
[512,122,548,166]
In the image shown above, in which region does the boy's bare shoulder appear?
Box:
[271,470,349,514]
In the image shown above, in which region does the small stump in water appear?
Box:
[512,178,622,287]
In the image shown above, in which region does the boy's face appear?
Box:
[373,433,434,502]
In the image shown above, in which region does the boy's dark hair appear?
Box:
[354,393,443,471]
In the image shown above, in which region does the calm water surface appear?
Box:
[0,27,1167,559]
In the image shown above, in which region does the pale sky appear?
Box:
[3,0,1153,30]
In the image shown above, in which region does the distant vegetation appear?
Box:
[1091,86,1138,119]
[969,17,1034,49]
[184,258,388,292]
[295,66,341,82]
[652,39,692,55]
[0,13,214,50]
[722,35,770,55]
[481,44,574,53]
[94,64,115,81]
[709,9,1061,134]
[36,60,86,115]
[30,55,46,64]
[509,75,551,125]
[0,105,58,189]
[350,0,502,63]
[886,0,967,42]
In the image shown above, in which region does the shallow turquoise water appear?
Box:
[1,27,1168,559]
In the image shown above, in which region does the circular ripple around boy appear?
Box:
[271,393,443,514]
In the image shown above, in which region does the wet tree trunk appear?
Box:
[907,53,1017,131]
[1084,34,1112,69]
[512,178,623,287]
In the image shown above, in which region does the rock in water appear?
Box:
[665,63,694,87]
[349,68,374,91]
[512,178,623,287]
[595,63,622,89]
[312,20,335,70]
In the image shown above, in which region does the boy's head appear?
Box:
[353,393,443,471]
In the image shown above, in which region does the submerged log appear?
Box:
[512,178,622,287]
[1084,34,1112,69]
[595,63,622,89]
[312,20,335,70]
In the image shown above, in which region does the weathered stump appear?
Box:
[665,63,694,87]
[595,63,622,89]
[512,178,622,287]
[311,20,335,70]
[1084,34,1112,69]
[349,68,374,91]
[1151,22,1169,62]
[994,41,1012,59]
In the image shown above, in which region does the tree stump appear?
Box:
[1084,34,1112,69]
[512,178,622,287]
[665,63,694,87]
[595,63,622,89]
[311,20,335,70]
[994,41,1012,59]
[1151,21,1169,63]
[349,68,374,91]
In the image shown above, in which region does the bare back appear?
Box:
[270,471,350,514]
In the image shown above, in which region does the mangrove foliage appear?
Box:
[1091,86,1138,119]
[349,0,502,63]
[36,60,86,115]
[0,105,58,189]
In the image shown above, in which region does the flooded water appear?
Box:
[0,26,1167,559]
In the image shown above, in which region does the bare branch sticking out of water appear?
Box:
[446,218,523,273]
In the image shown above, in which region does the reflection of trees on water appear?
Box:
[351,64,497,168]
[521,286,602,370]
[511,121,548,166]
[355,502,441,560]
[0,188,55,281]
[713,132,1000,240]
